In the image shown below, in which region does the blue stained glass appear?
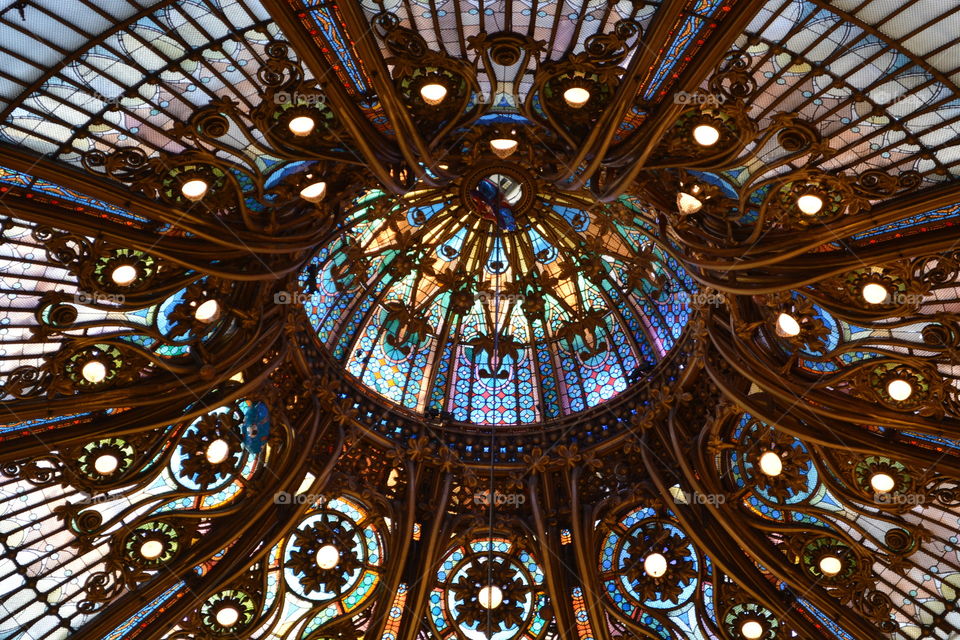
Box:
[526,226,558,263]
[553,204,591,231]
[797,599,856,640]
[437,227,468,261]
[853,201,960,240]
[304,183,693,425]
[0,165,149,225]
[641,0,728,100]
[103,582,185,640]
[303,6,370,93]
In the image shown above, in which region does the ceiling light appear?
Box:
[181,179,209,202]
[93,453,119,475]
[194,300,220,323]
[886,378,913,401]
[677,191,704,214]
[82,360,107,383]
[215,606,240,627]
[692,124,720,146]
[205,439,230,464]
[796,194,824,215]
[490,138,518,158]
[870,472,895,494]
[741,620,764,639]
[420,83,447,106]
[818,555,842,576]
[288,115,316,137]
[776,312,801,337]
[316,544,340,570]
[478,585,503,609]
[140,540,165,560]
[861,283,889,304]
[758,451,783,477]
[643,552,668,577]
[563,86,591,108]
[300,181,327,203]
[110,265,138,286]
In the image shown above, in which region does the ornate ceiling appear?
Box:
[1,1,960,639]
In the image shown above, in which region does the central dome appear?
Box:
[300,162,694,425]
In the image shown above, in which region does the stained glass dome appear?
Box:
[300,165,694,425]
[3,0,960,639]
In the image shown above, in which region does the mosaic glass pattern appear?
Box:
[302,188,695,425]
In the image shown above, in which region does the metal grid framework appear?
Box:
[0,0,959,639]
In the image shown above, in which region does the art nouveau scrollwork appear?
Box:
[2,0,960,638]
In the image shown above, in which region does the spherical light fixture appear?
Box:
[861,283,889,305]
[870,472,895,494]
[796,194,824,215]
[886,378,913,401]
[677,191,704,215]
[818,555,842,577]
[205,439,230,464]
[81,360,107,384]
[741,620,764,639]
[692,124,720,146]
[181,179,209,202]
[288,115,316,137]
[643,552,668,578]
[478,585,503,609]
[300,181,327,203]
[776,312,801,337]
[490,138,518,158]
[215,606,240,628]
[758,451,783,477]
[140,539,165,560]
[110,265,138,286]
[194,300,220,323]
[563,86,591,108]
[420,83,448,106]
[316,544,340,570]
[93,453,119,475]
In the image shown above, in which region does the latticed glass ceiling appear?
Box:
[1,0,960,639]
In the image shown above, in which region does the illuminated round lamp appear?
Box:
[140,539,165,560]
[205,439,230,464]
[861,282,889,305]
[692,124,720,146]
[93,453,119,475]
[110,265,138,286]
[886,378,913,401]
[299,181,327,203]
[563,86,591,108]
[180,179,209,202]
[677,191,704,215]
[741,619,764,639]
[478,585,503,609]
[81,360,107,384]
[194,299,220,323]
[796,193,824,216]
[643,552,668,578]
[316,544,340,570]
[215,606,240,628]
[288,115,316,137]
[818,555,842,577]
[758,451,783,477]
[420,83,448,106]
[490,138,518,158]
[775,312,801,337]
[870,472,896,494]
